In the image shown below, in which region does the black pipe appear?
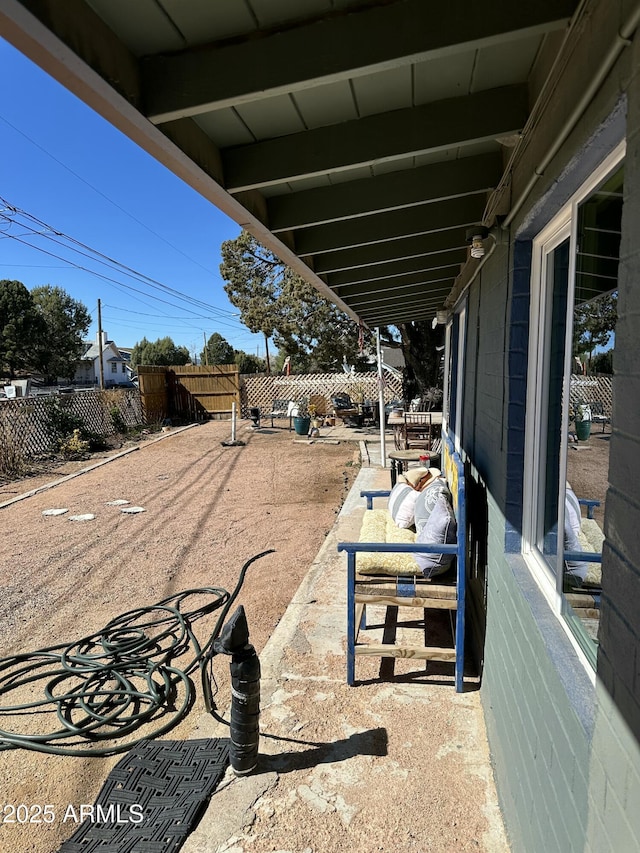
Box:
[213,605,260,775]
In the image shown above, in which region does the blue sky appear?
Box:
[0,37,266,360]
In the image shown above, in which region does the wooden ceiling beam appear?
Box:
[268,152,502,231]
[142,0,575,123]
[223,85,528,192]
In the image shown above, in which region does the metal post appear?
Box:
[231,402,237,442]
[97,299,105,391]
[376,327,387,468]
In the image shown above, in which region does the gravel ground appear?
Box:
[566,430,611,527]
[0,421,359,853]
[0,421,607,853]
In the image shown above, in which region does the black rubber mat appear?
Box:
[59,738,230,853]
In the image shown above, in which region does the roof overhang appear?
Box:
[0,0,581,328]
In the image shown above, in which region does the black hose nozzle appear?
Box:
[213,606,260,776]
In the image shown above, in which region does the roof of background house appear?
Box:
[81,340,116,360]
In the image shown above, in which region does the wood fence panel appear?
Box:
[169,364,240,419]
[137,366,169,423]
[569,374,613,412]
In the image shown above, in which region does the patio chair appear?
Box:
[269,399,295,429]
[586,400,611,432]
[401,412,440,450]
[331,393,361,426]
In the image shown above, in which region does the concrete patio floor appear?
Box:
[183,425,509,853]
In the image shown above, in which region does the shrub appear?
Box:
[43,398,104,451]
[59,428,90,458]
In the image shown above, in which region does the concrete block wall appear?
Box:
[462,243,510,497]
[482,493,593,851]
[597,28,640,745]
[476,22,640,850]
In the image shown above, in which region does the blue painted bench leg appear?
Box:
[347,552,356,685]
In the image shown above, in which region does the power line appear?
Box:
[0,203,252,341]
[0,111,228,282]
[5,229,247,338]
[0,199,238,318]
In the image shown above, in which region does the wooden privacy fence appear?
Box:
[137,366,404,422]
[137,364,241,422]
[240,371,403,417]
[0,389,143,458]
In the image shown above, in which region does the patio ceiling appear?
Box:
[0,0,580,328]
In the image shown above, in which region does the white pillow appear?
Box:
[388,483,420,529]
[564,486,588,584]
[565,486,582,539]
[414,478,452,534]
[414,494,457,578]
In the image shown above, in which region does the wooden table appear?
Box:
[387,449,442,486]
[387,411,443,450]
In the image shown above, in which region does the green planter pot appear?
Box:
[575,419,592,441]
[293,415,311,436]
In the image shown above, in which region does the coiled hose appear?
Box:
[0,549,274,757]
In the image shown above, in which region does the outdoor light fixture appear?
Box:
[432,310,449,328]
[466,226,490,259]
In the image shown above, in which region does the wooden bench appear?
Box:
[338,437,466,691]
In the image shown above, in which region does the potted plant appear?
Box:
[573,402,592,441]
[292,400,311,436]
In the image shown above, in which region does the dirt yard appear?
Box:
[566,429,611,527]
[0,421,359,853]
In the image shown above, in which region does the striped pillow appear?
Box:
[387,483,420,529]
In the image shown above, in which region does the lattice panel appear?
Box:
[569,375,613,411]
[0,390,143,459]
[240,371,403,417]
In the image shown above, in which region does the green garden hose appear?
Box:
[0,549,274,757]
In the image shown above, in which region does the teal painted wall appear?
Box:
[481,495,640,853]
[462,15,640,849]
[482,494,591,851]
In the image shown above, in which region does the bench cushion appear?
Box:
[357,509,419,575]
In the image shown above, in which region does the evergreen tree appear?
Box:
[397,320,444,403]
[235,350,266,374]
[31,285,91,382]
[130,336,190,368]
[219,231,374,373]
[0,279,44,378]
[200,332,234,365]
[573,292,617,366]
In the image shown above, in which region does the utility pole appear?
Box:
[97,298,105,390]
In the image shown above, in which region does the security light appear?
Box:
[466,226,490,259]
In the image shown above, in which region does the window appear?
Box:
[122,363,126,374]
[111,362,118,373]
[524,144,623,669]
[443,305,466,450]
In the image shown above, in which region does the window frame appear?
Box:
[443,302,467,450]
[522,141,625,674]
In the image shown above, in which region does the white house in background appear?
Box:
[73,331,135,387]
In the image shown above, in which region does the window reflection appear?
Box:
[563,165,622,652]
[537,238,570,575]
